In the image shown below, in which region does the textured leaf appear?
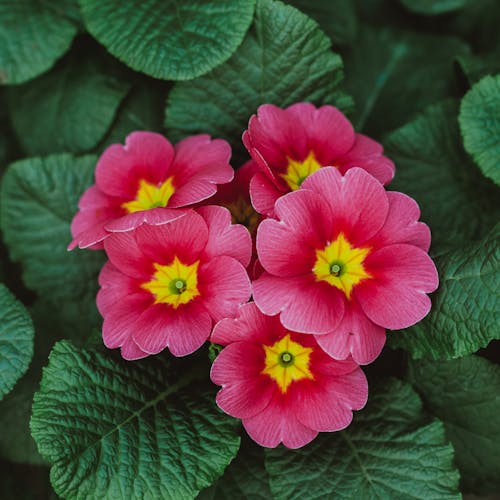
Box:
[31,341,240,499]
[390,224,500,359]
[266,379,460,499]
[288,0,357,45]
[8,52,131,156]
[385,100,500,251]
[343,26,469,134]
[409,355,500,493]
[0,0,78,84]
[399,0,466,15]
[459,74,500,186]
[0,284,33,400]
[79,0,256,80]
[165,0,350,162]
[198,439,271,499]
[0,154,105,307]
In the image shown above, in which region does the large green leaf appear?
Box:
[166,0,350,162]
[455,52,500,87]
[0,284,33,400]
[288,0,357,45]
[384,100,500,251]
[343,26,469,135]
[459,74,500,186]
[0,0,79,84]
[0,154,104,307]
[198,439,271,499]
[399,0,466,15]
[79,0,256,80]
[31,341,240,499]
[390,224,499,359]
[8,52,131,156]
[266,379,460,499]
[409,355,500,493]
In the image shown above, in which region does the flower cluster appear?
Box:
[71,103,438,449]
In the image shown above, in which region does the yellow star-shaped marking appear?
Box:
[122,177,175,213]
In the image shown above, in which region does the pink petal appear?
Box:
[197,205,252,267]
[249,171,283,217]
[96,262,138,315]
[355,244,439,329]
[95,131,175,199]
[134,210,208,265]
[211,302,281,346]
[104,207,188,233]
[301,167,389,246]
[102,293,151,349]
[199,256,251,323]
[243,395,317,449]
[316,299,386,365]
[104,231,151,280]
[337,134,395,186]
[370,192,431,252]
[285,103,355,163]
[252,273,344,334]
[121,338,150,361]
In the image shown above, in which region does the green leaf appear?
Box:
[343,26,469,134]
[79,0,256,81]
[96,80,167,153]
[0,154,105,309]
[198,439,271,499]
[390,224,500,359]
[408,355,500,494]
[0,0,78,84]
[399,0,466,15]
[455,52,500,87]
[459,74,500,186]
[0,284,33,400]
[8,52,131,156]
[165,0,350,162]
[266,379,460,499]
[31,341,240,499]
[288,0,357,45]
[384,100,500,251]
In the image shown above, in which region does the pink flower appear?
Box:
[210,302,367,449]
[97,206,252,360]
[253,167,438,365]
[69,132,234,250]
[206,160,262,278]
[243,103,395,217]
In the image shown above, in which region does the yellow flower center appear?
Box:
[122,177,175,213]
[225,197,260,234]
[280,151,322,190]
[141,256,200,309]
[261,334,314,394]
[313,233,371,299]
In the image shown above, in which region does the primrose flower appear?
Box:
[207,160,262,277]
[69,131,234,250]
[97,207,251,360]
[243,103,395,216]
[210,302,368,448]
[253,167,438,364]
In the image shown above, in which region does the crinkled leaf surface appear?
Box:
[8,52,131,156]
[459,74,500,186]
[343,26,469,134]
[198,439,271,499]
[0,0,79,84]
[266,379,460,499]
[31,341,240,499]
[390,224,500,359]
[79,0,256,80]
[409,355,500,494]
[399,0,466,15]
[0,154,104,308]
[166,0,350,162]
[0,284,33,400]
[288,0,357,45]
[385,100,500,251]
